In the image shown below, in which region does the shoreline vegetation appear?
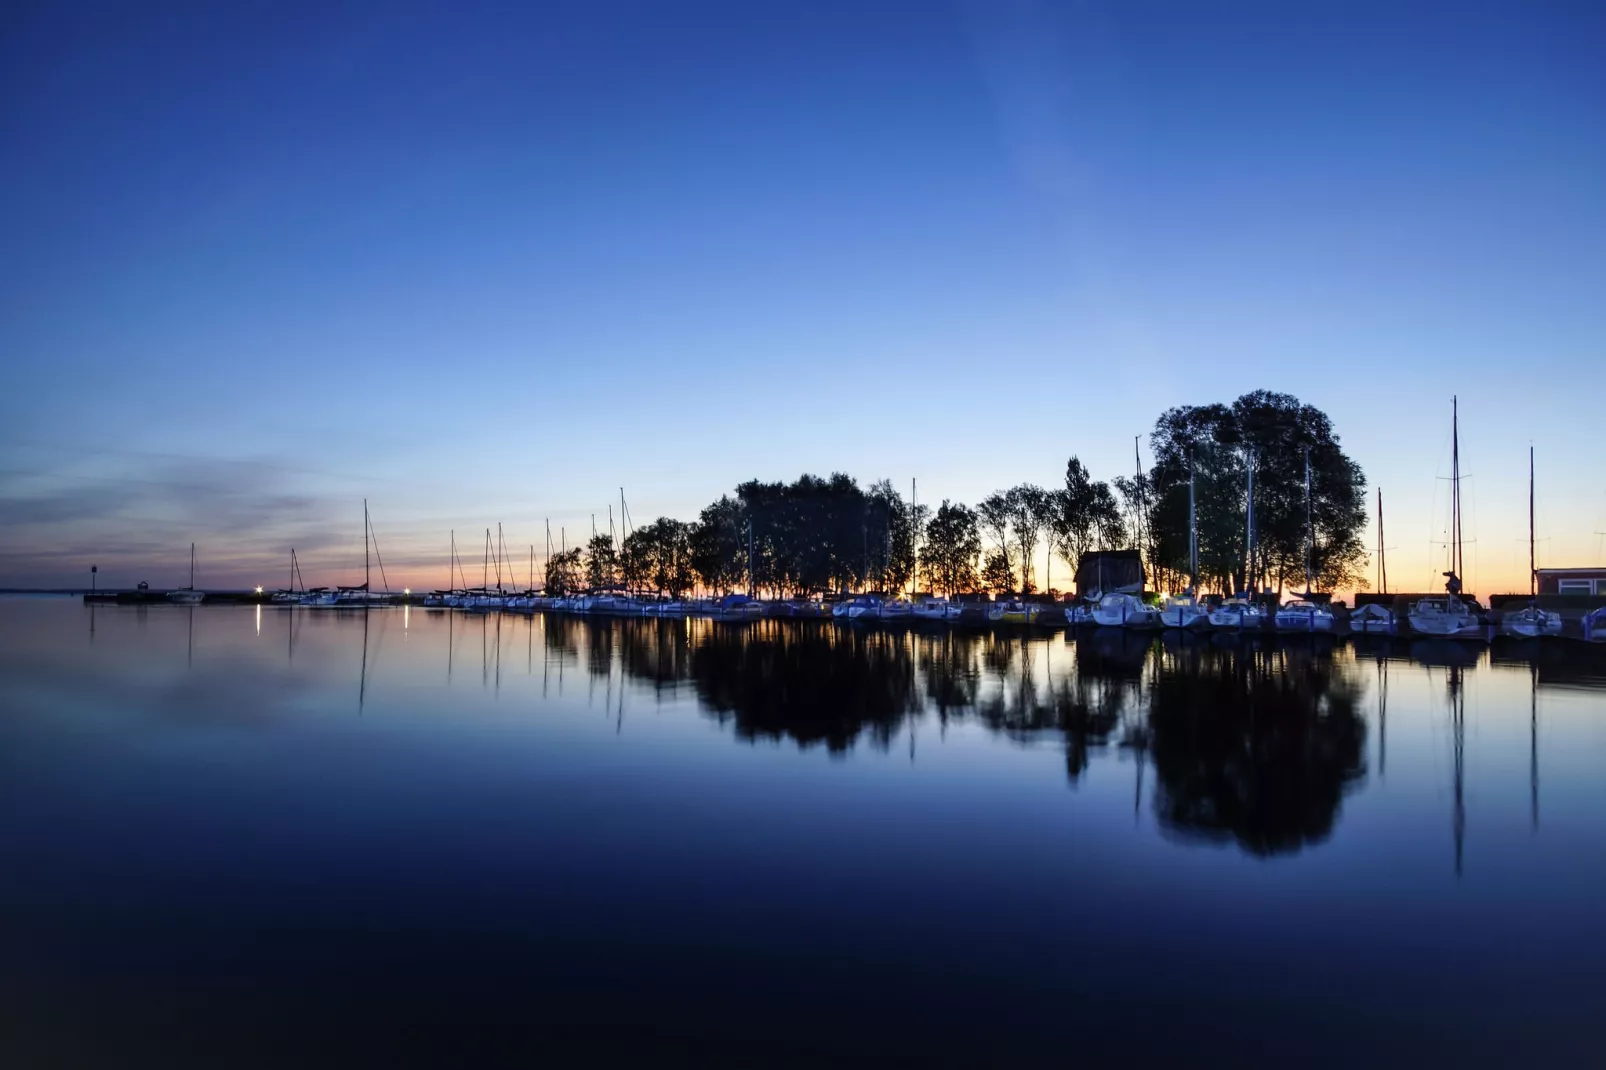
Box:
[546,390,1371,602]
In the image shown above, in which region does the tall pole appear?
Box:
[190,542,195,589]
[1246,449,1256,595]
[1529,444,1536,598]
[364,500,370,590]
[1378,490,1388,595]
[1134,436,1147,591]
[1304,447,1313,594]
[747,519,755,598]
[1452,396,1462,582]
[911,478,917,596]
[1187,449,1197,593]
[483,529,489,590]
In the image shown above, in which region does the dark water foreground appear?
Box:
[3,597,1604,1067]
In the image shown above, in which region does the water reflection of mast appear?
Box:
[1377,657,1388,779]
[187,606,194,668]
[1530,659,1539,831]
[1450,664,1465,877]
[359,608,370,712]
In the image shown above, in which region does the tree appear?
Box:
[1004,484,1051,594]
[1144,392,1368,595]
[920,500,981,595]
[1049,457,1124,584]
[584,532,618,590]
[981,548,1014,594]
[691,496,748,594]
[544,548,584,595]
[976,492,1014,592]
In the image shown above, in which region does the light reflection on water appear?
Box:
[3,597,1605,1065]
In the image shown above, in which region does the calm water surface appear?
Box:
[4,597,1605,1065]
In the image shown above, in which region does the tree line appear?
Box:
[543,390,1368,598]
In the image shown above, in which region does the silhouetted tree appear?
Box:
[585,532,618,590]
[981,548,1014,594]
[1145,392,1368,594]
[920,500,981,595]
[544,547,584,595]
[976,492,1014,591]
[1049,456,1125,586]
[691,495,747,594]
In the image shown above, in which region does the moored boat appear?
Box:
[1274,599,1334,633]
[1160,594,1209,630]
[1348,603,1394,634]
[1092,592,1161,629]
[166,543,205,605]
[912,596,962,622]
[1207,598,1265,630]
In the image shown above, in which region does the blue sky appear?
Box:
[3,0,1602,592]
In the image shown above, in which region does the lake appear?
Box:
[3,597,1604,1066]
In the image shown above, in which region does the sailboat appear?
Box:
[271,549,306,603]
[1502,446,1563,638]
[166,543,205,604]
[1273,448,1335,633]
[1208,449,1266,630]
[335,500,391,606]
[1161,451,1210,629]
[1351,490,1395,634]
[1409,398,1481,638]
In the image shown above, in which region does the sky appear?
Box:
[2,0,1603,595]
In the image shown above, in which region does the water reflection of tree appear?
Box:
[914,631,979,726]
[690,622,920,752]
[1148,638,1367,855]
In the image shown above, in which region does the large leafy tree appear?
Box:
[1049,456,1125,583]
[543,548,584,595]
[691,496,748,594]
[1145,391,1368,595]
[920,500,981,595]
[622,518,695,597]
[584,532,618,590]
[975,492,1014,592]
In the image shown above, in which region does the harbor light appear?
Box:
[404,588,411,595]
[254,585,263,594]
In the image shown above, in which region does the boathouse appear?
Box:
[1535,567,1606,596]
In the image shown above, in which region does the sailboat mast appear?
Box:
[483,529,490,590]
[364,500,370,590]
[190,542,195,588]
[1377,489,1388,595]
[1451,396,1462,581]
[1134,436,1147,590]
[1529,444,1536,598]
[1246,449,1256,594]
[1188,450,1197,592]
[1304,447,1313,594]
[911,478,917,597]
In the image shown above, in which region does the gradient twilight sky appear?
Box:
[3,1,1603,594]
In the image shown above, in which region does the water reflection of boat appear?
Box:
[1410,639,1483,669]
